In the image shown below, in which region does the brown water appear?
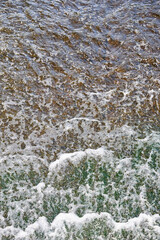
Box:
[0,1,160,239]
[0,0,159,160]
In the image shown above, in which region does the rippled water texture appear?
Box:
[0,0,160,239]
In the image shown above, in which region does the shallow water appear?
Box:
[0,0,160,239]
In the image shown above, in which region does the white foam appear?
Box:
[115,213,160,231]
[14,217,50,239]
[16,231,28,239]
[50,212,160,234]
[34,182,45,193]
[51,213,80,227]
[49,147,106,173]
[1,211,159,239]
[64,117,102,123]
[25,216,49,234]
[115,157,132,171]
[49,150,86,173]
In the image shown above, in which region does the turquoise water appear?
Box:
[0,0,160,239]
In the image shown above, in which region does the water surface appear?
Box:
[0,0,160,239]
